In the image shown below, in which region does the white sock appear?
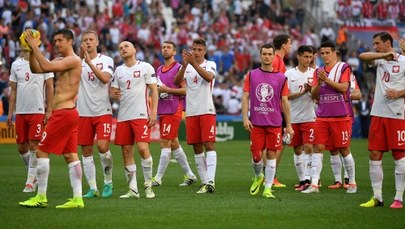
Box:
[252,160,263,177]
[343,153,356,184]
[341,154,349,179]
[264,159,276,188]
[26,150,37,185]
[82,155,97,190]
[294,153,305,181]
[330,155,342,183]
[173,146,194,178]
[370,160,383,202]
[68,160,82,198]
[20,152,30,167]
[99,150,113,184]
[36,158,50,196]
[304,153,312,181]
[125,164,138,193]
[194,153,208,184]
[394,158,405,202]
[141,157,153,186]
[206,151,217,183]
[311,153,323,186]
[155,148,171,181]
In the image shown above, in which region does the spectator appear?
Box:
[320,22,336,43]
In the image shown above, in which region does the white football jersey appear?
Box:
[111,61,157,122]
[184,60,216,116]
[285,67,316,123]
[371,55,405,120]
[77,54,114,116]
[9,58,54,114]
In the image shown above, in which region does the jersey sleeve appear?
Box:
[281,79,289,96]
[340,65,352,83]
[9,62,17,82]
[44,72,54,80]
[102,56,114,76]
[242,72,250,92]
[272,57,280,72]
[145,63,157,84]
[206,60,217,77]
[311,69,319,86]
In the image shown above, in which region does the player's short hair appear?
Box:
[82,30,98,41]
[163,41,177,51]
[193,38,206,47]
[260,43,275,54]
[308,45,318,54]
[373,32,393,48]
[297,45,313,55]
[54,29,74,41]
[320,40,336,51]
[273,34,290,50]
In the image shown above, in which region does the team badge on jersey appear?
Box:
[134,71,140,78]
[392,65,400,73]
[96,63,103,70]
[256,83,274,102]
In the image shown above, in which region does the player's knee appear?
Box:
[370,151,383,160]
[252,151,261,163]
[203,142,215,151]
[97,145,109,154]
[392,151,405,161]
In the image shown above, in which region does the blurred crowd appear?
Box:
[0,0,379,138]
[335,0,405,26]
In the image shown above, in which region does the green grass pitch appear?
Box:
[0,139,404,228]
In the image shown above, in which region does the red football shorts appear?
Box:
[159,106,182,140]
[313,118,352,148]
[114,119,150,145]
[290,122,315,147]
[78,114,113,145]
[250,125,283,152]
[369,116,405,152]
[38,108,79,155]
[185,114,216,144]
[15,114,44,144]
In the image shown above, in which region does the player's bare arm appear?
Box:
[241,91,253,132]
[311,70,323,100]
[80,43,111,84]
[399,39,405,55]
[281,95,294,137]
[44,78,54,124]
[147,83,158,127]
[320,68,350,93]
[288,85,309,100]
[174,57,188,86]
[7,82,17,128]
[359,51,398,64]
[158,83,186,96]
[385,89,405,99]
[350,88,361,100]
[110,87,122,101]
[25,30,81,73]
[184,50,214,82]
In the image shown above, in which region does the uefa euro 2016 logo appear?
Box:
[256,83,274,102]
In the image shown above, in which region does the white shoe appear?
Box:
[179,176,197,187]
[301,185,319,194]
[119,190,140,199]
[145,186,155,199]
[346,184,357,194]
[151,177,161,187]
